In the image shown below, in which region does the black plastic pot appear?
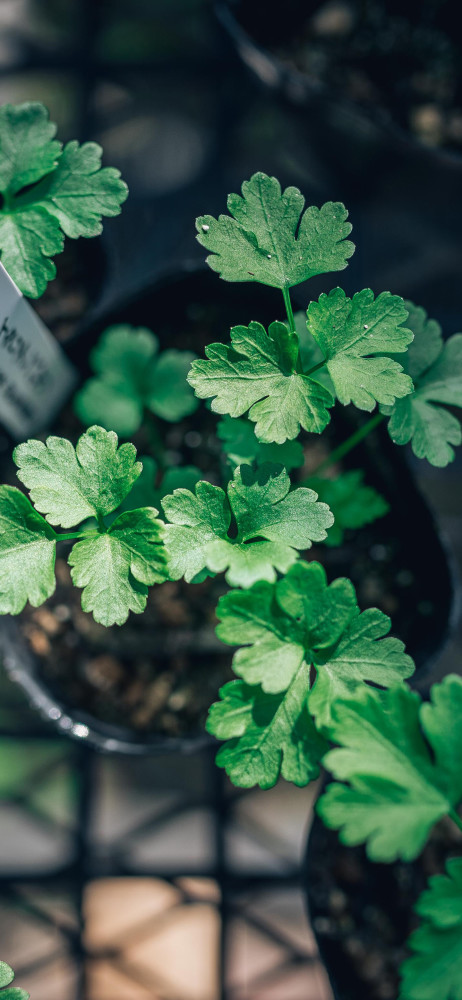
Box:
[216,0,462,184]
[0,266,456,755]
[304,795,462,1000]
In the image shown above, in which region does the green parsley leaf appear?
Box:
[74,325,198,436]
[382,302,462,466]
[0,102,60,196]
[217,415,304,470]
[0,960,29,1000]
[69,507,167,626]
[162,464,333,587]
[0,102,127,297]
[318,681,462,862]
[399,858,462,1000]
[14,426,142,528]
[31,140,128,238]
[0,486,56,615]
[419,673,462,805]
[0,208,64,298]
[306,287,414,409]
[196,172,354,288]
[206,670,328,789]
[188,321,334,444]
[305,470,389,546]
[213,561,413,728]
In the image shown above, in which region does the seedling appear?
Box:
[0,426,167,626]
[0,161,461,997]
[0,102,127,297]
[75,324,198,437]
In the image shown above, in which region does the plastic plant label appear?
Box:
[0,262,76,439]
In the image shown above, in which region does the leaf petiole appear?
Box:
[52,529,102,542]
[282,284,296,334]
[312,412,386,476]
[304,358,328,378]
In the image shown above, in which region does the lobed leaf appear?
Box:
[188,320,334,444]
[382,302,462,466]
[196,172,354,289]
[0,486,56,615]
[0,102,60,196]
[69,507,167,627]
[75,325,198,436]
[162,464,333,587]
[31,140,128,238]
[0,207,63,298]
[207,670,328,790]
[208,562,414,789]
[0,102,127,296]
[306,287,414,410]
[399,858,462,999]
[14,426,142,528]
[318,676,462,862]
[214,561,412,718]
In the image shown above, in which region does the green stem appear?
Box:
[449,808,462,835]
[312,412,385,476]
[282,285,296,333]
[305,358,328,377]
[54,529,101,542]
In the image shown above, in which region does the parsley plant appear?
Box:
[0,102,127,296]
[0,165,460,997]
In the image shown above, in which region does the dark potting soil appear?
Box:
[306,814,462,1000]
[33,238,104,344]
[236,0,462,153]
[9,269,452,737]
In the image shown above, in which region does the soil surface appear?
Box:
[238,0,462,153]
[306,814,462,1000]
[34,238,104,344]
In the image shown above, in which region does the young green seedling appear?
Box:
[0,426,167,626]
[0,102,127,297]
[75,324,198,437]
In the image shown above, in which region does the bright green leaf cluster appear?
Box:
[382,301,462,466]
[305,287,414,409]
[188,291,414,443]
[305,470,389,546]
[0,961,29,1000]
[196,171,354,289]
[162,465,334,587]
[188,319,335,443]
[206,561,414,787]
[400,857,462,1000]
[0,102,127,296]
[75,325,198,437]
[0,427,167,626]
[318,675,462,861]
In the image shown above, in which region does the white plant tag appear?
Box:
[0,262,77,440]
